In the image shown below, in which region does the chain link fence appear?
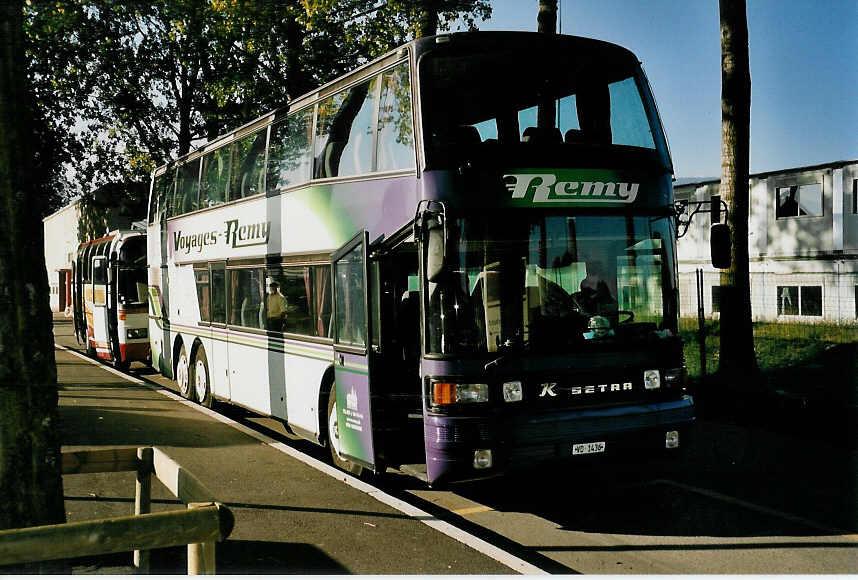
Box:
[679,268,858,413]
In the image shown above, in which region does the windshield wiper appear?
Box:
[484,336,527,371]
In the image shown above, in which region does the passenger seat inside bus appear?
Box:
[521,126,562,144]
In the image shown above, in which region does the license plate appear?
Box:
[572,441,606,455]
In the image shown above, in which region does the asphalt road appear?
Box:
[54,314,858,574]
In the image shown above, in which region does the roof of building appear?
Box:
[673,158,858,189]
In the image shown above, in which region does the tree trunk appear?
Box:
[285,6,311,101]
[0,0,66,565]
[717,0,757,381]
[416,0,439,38]
[537,0,557,33]
[537,0,557,130]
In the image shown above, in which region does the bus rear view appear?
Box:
[412,33,691,485]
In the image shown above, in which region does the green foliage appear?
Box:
[24,0,491,223]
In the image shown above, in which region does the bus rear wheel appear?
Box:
[176,344,192,399]
[326,387,363,477]
[192,347,213,408]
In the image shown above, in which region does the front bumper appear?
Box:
[424,396,694,485]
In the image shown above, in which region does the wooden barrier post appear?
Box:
[0,504,229,567]
[187,503,222,575]
[134,447,153,573]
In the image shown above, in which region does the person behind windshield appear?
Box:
[576,260,617,316]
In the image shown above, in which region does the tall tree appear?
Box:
[0,0,66,555]
[717,0,757,381]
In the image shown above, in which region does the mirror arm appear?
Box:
[674,196,729,238]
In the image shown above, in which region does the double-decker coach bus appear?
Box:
[72,230,151,371]
[147,31,716,486]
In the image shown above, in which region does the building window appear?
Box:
[777,285,822,317]
[776,183,823,218]
[711,285,721,313]
[852,179,857,214]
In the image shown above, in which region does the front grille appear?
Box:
[433,422,492,444]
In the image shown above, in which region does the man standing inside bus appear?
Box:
[265,278,288,331]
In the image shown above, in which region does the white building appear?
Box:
[676,159,858,323]
[43,199,81,313]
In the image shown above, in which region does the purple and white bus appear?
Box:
[147,32,700,486]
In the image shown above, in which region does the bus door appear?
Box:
[91,255,110,359]
[106,251,122,363]
[71,259,86,345]
[331,231,378,472]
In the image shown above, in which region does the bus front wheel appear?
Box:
[176,344,192,400]
[326,387,363,477]
[192,346,213,408]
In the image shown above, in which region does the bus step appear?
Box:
[398,463,428,482]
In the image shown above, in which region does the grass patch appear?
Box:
[679,318,857,403]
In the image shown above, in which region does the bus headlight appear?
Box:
[644,369,661,389]
[432,382,489,405]
[126,327,148,340]
[502,381,523,402]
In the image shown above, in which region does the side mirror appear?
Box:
[426,218,446,282]
[710,222,731,269]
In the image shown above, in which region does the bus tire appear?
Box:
[176,344,192,400]
[192,346,213,408]
[326,386,363,477]
[114,357,130,372]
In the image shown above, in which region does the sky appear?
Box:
[473,1,858,179]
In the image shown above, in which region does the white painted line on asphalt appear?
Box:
[657,479,857,539]
[55,342,549,575]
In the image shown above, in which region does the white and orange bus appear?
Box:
[72,230,151,370]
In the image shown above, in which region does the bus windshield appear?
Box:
[426,215,677,356]
[419,41,670,171]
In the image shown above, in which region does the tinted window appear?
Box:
[267,109,313,191]
[201,147,230,208]
[229,268,264,329]
[175,159,201,215]
[263,265,332,336]
[195,266,211,322]
[315,77,379,178]
[377,63,415,172]
[211,263,226,324]
[230,130,267,199]
[335,244,366,347]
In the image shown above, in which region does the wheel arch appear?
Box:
[318,364,336,445]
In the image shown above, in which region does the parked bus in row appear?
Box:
[146,32,726,486]
[72,230,151,371]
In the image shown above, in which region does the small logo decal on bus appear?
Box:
[539,383,558,397]
[504,173,640,204]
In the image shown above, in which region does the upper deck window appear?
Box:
[201,147,230,209]
[377,62,415,172]
[230,129,267,199]
[419,39,668,170]
[267,108,313,191]
[315,76,379,179]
